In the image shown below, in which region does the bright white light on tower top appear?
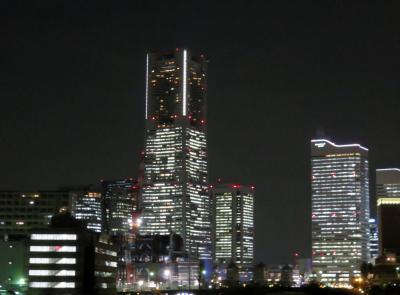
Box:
[182,49,187,116]
[145,53,149,119]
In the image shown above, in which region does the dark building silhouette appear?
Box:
[253,263,266,285]
[101,178,139,234]
[226,262,239,287]
[376,169,400,256]
[280,264,293,287]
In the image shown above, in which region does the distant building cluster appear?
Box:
[2,47,400,294]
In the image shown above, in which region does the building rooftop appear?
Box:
[311,138,368,157]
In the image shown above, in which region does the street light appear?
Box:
[147,270,155,284]
[164,269,171,288]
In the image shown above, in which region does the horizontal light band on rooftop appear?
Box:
[377,198,400,206]
[311,139,368,151]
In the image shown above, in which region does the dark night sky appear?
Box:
[1,1,400,264]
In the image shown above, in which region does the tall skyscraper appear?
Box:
[140,49,211,259]
[101,179,138,234]
[376,168,400,256]
[311,139,370,285]
[68,186,103,233]
[211,184,255,267]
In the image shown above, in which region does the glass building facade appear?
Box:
[211,184,255,267]
[311,139,370,285]
[369,218,378,260]
[69,187,102,233]
[376,168,400,256]
[140,49,211,259]
[101,179,138,234]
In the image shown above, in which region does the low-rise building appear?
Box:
[0,190,70,239]
[27,211,117,295]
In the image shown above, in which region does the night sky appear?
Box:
[2,1,400,264]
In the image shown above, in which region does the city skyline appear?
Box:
[2,1,400,265]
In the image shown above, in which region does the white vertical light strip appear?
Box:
[145,53,149,119]
[182,49,187,116]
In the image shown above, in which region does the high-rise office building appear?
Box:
[0,191,70,239]
[376,168,400,256]
[68,186,102,233]
[140,49,211,259]
[369,218,379,260]
[311,139,370,284]
[211,184,255,267]
[101,179,138,234]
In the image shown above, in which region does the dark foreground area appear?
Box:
[195,287,353,295]
[121,285,400,295]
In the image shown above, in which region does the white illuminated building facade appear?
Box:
[211,184,255,268]
[311,139,370,285]
[140,49,211,259]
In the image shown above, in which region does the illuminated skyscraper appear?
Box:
[211,184,255,266]
[140,49,211,259]
[376,168,400,256]
[311,139,370,284]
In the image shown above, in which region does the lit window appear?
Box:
[30,246,76,252]
[105,261,117,267]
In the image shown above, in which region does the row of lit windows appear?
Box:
[29,258,76,264]
[31,234,77,240]
[29,282,75,288]
[29,269,75,276]
[30,246,76,252]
